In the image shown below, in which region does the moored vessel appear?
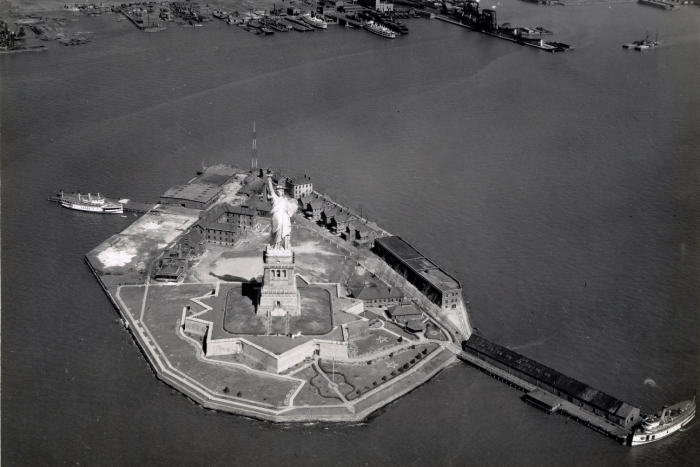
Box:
[301,13,327,29]
[363,20,396,39]
[629,399,695,445]
[60,191,124,214]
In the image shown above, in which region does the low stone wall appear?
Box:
[206,337,242,357]
[277,341,316,373]
[184,317,209,337]
[240,341,278,372]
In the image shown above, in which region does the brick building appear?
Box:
[373,236,462,310]
[350,285,403,308]
[285,174,313,199]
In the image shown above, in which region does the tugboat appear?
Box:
[60,191,124,214]
[362,20,396,39]
[623,31,660,50]
[629,398,696,445]
[301,13,327,29]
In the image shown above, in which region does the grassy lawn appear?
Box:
[292,366,344,406]
[135,284,298,406]
[117,285,147,314]
[320,343,439,400]
[292,288,332,335]
[310,371,354,398]
[384,321,419,340]
[424,320,448,341]
[349,329,402,357]
[351,348,454,414]
[222,283,265,335]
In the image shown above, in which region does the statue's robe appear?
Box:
[269,192,297,249]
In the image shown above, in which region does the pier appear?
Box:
[638,0,680,9]
[435,3,573,53]
[120,8,166,32]
[324,12,363,28]
[284,16,315,32]
[460,335,640,444]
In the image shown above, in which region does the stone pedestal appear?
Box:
[258,247,300,316]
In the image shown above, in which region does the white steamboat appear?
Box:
[629,399,695,445]
[301,13,327,29]
[363,20,395,39]
[60,191,124,214]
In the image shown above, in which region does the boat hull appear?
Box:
[60,200,124,214]
[301,15,327,29]
[363,22,395,39]
[629,404,695,446]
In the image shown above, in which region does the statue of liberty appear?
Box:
[266,177,297,251]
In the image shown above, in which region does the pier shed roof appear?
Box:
[193,165,239,186]
[376,235,422,261]
[463,335,637,416]
[161,183,222,204]
[376,236,461,292]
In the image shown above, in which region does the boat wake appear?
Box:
[644,378,660,389]
[509,332,558,350]
[679,424,696,432]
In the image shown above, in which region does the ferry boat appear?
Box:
[629,399,695,445]
[363,20,396,39]
[301,13,327,29]
[60,191,124,214]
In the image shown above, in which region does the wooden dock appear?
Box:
[324,13,362,28]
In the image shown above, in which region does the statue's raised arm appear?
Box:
[267,176,277,200]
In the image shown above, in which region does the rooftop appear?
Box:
[161,183,222,204]
[287,174,312,185]
[387,303,421,318]
[464,335,638,417]
[375,236,422,261]
[376,236,461,292]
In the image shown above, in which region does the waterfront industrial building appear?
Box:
[373,236,462,310]
[160,165,240,210]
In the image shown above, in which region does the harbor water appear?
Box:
[2,1,699,465]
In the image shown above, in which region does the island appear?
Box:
[76,157,693,443]
[84,163,471,422]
